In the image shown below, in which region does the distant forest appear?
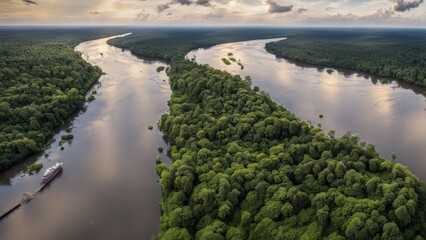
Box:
[0,28,124,171]
[265,29,426,86]
[107,28,289,62]
[0,27,424,238]
[109,29,426,239]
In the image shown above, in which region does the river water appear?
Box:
[189,38,426,181]
[0,35,171,240]
[1,36,426,239]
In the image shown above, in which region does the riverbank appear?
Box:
[0,35,171,240]
[189,38,426,181]
[0,30,108,172]
[107,32,426,238]
[156,58,426,239]
[265,30,426,88]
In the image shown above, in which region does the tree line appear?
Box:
[0,28,125,171]
[265,29,426,86]
[108,28,426,240]
[150,58,426,239]
[107,28,289,62]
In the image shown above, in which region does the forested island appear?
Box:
[109,29,426,239]
[0,28,124,171]
[0,27,425,238]
[265,29,426,86]
[107,28,289,62]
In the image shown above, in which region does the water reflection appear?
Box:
[189,39,426,181]
[0,35,171,240]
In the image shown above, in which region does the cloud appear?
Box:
[329,8,395,22]
[296,7,307,14]
[156,0,212,13]
[156,3,170,13]
[195,0,212,6]
[264,0,293,14]
[90,11,100,15]
[392,0,424,12]
[137,10,150,21]
[369,8,395,18]
[172,0,192,5]
[23,0,38,5]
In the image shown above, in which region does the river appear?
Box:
[1,36,426,240]
[0,35,171,240]
[188,38,426,181]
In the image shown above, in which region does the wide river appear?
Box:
[188,38,426,181]
[0,35,171,240]
[0,36,425,240]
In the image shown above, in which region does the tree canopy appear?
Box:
[0,29,124,171]
[265,29,426,86]
[109,28,426,239]
[154,59,426,239]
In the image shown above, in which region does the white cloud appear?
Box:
[0,0,424,26]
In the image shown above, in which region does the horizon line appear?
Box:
[0,24,425,30]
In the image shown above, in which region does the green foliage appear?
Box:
[392,152,397,161]
[158,146,164,153]
[87,95,96,102]
[61,134,74,141]
[107,28,289,62]
[154,58,426,239]
[59,134,74,145]
[157,66,166,72]
[265,29,426,86]
[222,58,231,65]
[148,125,154,130]
[300,221,322,240]
[107,28,426,239]
[0,29,123,171]
[24,162,43,174]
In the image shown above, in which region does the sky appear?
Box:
[0,0,425,27]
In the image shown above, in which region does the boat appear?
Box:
[41,162,63,185]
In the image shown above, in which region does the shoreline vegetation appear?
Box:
[24,162,43,174]
[222,58,232,65]
[0,28,125,172]
[265,30,426,87]
[108,29,426,239]
[0,27,424,239]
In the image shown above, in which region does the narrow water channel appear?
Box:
[189,38,426,181]
[1,35,425,240]
[0,35,171,240]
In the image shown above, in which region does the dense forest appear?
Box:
[108,29,426,239]
[155,59,426,239]
[107,28,289,62]
[265,29,426,86]
[2,27,424,238]
[0,28,124,171]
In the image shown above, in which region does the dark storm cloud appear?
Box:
[23,0,38,5]
[392,0,424,12]
[264,0,293,14]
